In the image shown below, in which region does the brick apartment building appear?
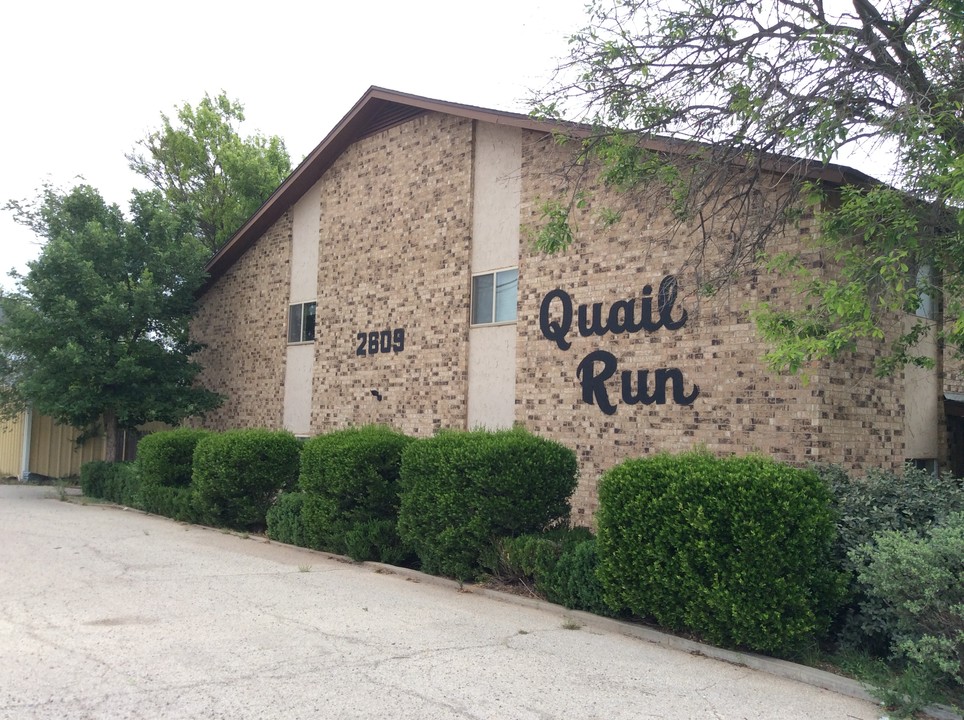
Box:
[190,87,954,518]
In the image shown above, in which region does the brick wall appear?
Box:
[190,112,921,521]
[309,112,474,437]
[516,131,907,518]
[191,212,292,430]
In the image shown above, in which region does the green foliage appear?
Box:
[138,483,199,523]
[497,527,610,615]
[137,428,210,488]
[80,461,140,506]
[534,0,964,374]
[596,452,845,654]
[266,492,307,547]
[854,513,964,714]
[80,461,114,498]
[816,463,964,574]
[127,92,291,251]
[0,185,222,457]
[298,426,414,562]
[755,185,940,376]
[815,463,964,654]
[397,428,578,581]
[191,429,301,530]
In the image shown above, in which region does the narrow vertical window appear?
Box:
[471,267,518,325]
[472,274,495,324]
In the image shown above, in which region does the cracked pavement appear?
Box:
[0,485,883,719]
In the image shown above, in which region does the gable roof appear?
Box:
[200,86,879,293]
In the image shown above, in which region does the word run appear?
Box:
[539,275,700,415]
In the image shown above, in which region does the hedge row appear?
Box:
[265,426,578,576]
[81,427,963,708]
[81,428,300,530]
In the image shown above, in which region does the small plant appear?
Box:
[297,564,312,573]
[562,618,582,631]
[266,492,307,546]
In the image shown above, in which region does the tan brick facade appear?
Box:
[309,113,474,437]
[192,212,292,430]
[191,90,940,519]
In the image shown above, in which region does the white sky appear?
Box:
[0,0,588,290]
[1,1,892,293]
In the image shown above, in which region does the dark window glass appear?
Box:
[303,302,317,341]
[288,304,303,343]
[471,274,494,324]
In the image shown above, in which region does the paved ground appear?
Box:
[0,484,885,719]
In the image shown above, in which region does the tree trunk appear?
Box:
[103,410,123,463]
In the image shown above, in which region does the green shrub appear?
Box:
[816,463,964,573]
[816,463,964,653]
[83,461,139,506]
[81,461,140,506]
[548,538,610,615]
[80,460,113,498]
[266,492,307,546]
[497,527,609,614]
[137,428,210,488]
[298,426,414,562]
[191,429,301,530]
[138,483,199,523]
[397,428,577,581]
[597,451,844,655]
[855,512,964,714]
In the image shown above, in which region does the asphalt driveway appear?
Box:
[0,484,884,719]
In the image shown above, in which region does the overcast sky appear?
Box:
[0,0,590,289]
[1,1,891,293]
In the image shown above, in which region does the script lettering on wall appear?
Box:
[539,275,699,415]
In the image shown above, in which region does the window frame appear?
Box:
[471,267,518,327]
[287,300,317,344]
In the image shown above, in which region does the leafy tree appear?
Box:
[127,92,291,252]
[533,0,964,376]
[0,184,222,461]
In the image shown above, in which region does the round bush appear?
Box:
[397,428,577,581]
[298,426,413,561]
[191,429,301,530]
[137,428,210,488]
[597,451,845,655]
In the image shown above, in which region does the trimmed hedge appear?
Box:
[397,428,577,581]
[266,492,307,546]
[597,452,844,655]
[497,527,610,614]
[299,426,414,562]
[80,461,140,506]
[137,428,210,488]
[191,429,301,530]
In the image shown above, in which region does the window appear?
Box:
[915,264,935,320]
[288,301,316,343]
[471,268,518,325]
